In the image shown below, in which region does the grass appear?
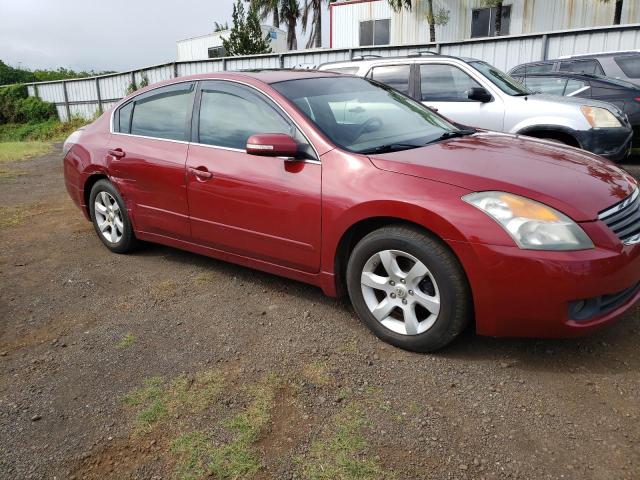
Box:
[0,167,27,180]
[0,141,51,163]
[193,272,216,285]
[171,377,278,480]
[301,361,331,387]
[123,370,225,434]
[117,332,136,349]
[301,405,394,480]
[0,117,88,142]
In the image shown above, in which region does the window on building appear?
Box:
[208,46,227,58]
[559,60,605,76]
[471,5,511,38]
[614,55,640,78]
[370,65,411,95]
[124,83,195,141]
[359,19,390,46]
[420,64,482,101]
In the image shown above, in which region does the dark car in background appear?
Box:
[509,51,640,87]
[510,71,640,152]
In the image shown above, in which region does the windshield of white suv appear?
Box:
[271,76,468,154]
[470,61,532,96]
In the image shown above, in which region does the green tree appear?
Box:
[250,0,280,29]
[302,0,330,48]
[388,0,449,43]
[600,0,624,25]
[223,0,272,56]
[280,0,301,50]
[214,21,229,32]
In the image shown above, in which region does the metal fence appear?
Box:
[14,23,640,121]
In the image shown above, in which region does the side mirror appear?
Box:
[246,133,298,158]
[467,87,493,103]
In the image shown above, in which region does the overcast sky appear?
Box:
[0,0,328,72]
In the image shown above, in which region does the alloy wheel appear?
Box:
[360,249,441,336]
[94,191,124,243]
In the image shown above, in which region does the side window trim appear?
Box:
[112,81,197,143]
[192,79,319,161]
[365,63,413,97]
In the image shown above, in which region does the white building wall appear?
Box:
[177,26,287,61]
[331,0,640,49]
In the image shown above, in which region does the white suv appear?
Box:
[318,53,633,161]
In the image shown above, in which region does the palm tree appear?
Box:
[280,0,301,50]
[249,0,280,29]
[599,0,624,25]
[389,0,448,43]
[302,0,328,49]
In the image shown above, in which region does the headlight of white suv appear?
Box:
[463,192,594,251]
[580,106,621,128]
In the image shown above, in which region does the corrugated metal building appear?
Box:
[330,0,640,48]
[177,25,287,61]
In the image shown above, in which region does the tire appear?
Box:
[540,137,567,145]
[346,226,471,352]
[89,179,137,253]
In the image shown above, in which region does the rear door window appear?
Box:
[419,64,482,101]
[369,65,411,95]
[127,83,196,141]
[564,79,590,96]
[559,59,605,76]
[614,55,640,78]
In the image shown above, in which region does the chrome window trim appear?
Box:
[598,188,639,220]
[109,77,322,164]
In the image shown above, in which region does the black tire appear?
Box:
[89,179,137,253]
[346,226,471,352]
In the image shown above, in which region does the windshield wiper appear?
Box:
[358,143,423,154]
[424,129,476,145]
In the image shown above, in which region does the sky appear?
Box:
[0,0,329,72]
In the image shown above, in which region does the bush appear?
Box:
[0,117,87,142]
[0,84,57,124]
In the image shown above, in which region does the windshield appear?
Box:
[470,61,532,96]
[271,76,461,154]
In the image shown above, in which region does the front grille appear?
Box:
[598,188,640,245]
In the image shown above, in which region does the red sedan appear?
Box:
[63,71,640,352]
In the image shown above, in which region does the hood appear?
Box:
[525,93,626,116]
[368,132,637,222]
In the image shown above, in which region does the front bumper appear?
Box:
[576,126,633,162]
[450,238,640,338]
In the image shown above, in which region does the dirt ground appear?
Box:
[1,145,639,480]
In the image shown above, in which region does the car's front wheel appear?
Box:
[346,226,471,352]
[89,179,137,253]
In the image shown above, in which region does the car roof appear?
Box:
[157,69,344,86]
[512,71,640,90]
[319,53,480,70]
[561,50,640,59]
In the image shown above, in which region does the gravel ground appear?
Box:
[0,146,639,480]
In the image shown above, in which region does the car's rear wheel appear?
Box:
[346,226,471,352]
[89,179,137,253]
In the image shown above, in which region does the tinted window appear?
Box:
[360,21,373,46]
[370,65,411,95]
[198,82,292,150]
[614,55,640,78]
[117,101,134,134]
[272,77,458,154]
[470,61,530,95]
[471,5,511,38]
[128,83,195,141]
[524,76,567,95]
[559,60,605,76]
[420,64,481,101]
[565,79,589,96]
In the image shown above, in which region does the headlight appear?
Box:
[463,192,594,251]
[580,106,621,128]
[62,129,84,157]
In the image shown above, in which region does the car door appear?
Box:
[185,80,322,273]
[417,63,505,131]
[108,82,196,240]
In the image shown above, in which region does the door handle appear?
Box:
[189,166,213,180]
[108,148,126,158]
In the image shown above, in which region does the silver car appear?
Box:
[319,53,633,161]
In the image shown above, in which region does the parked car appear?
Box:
[509,71,640,153]
[319,53,633,161]
[509,51,640,87]
[63,71,640,352]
